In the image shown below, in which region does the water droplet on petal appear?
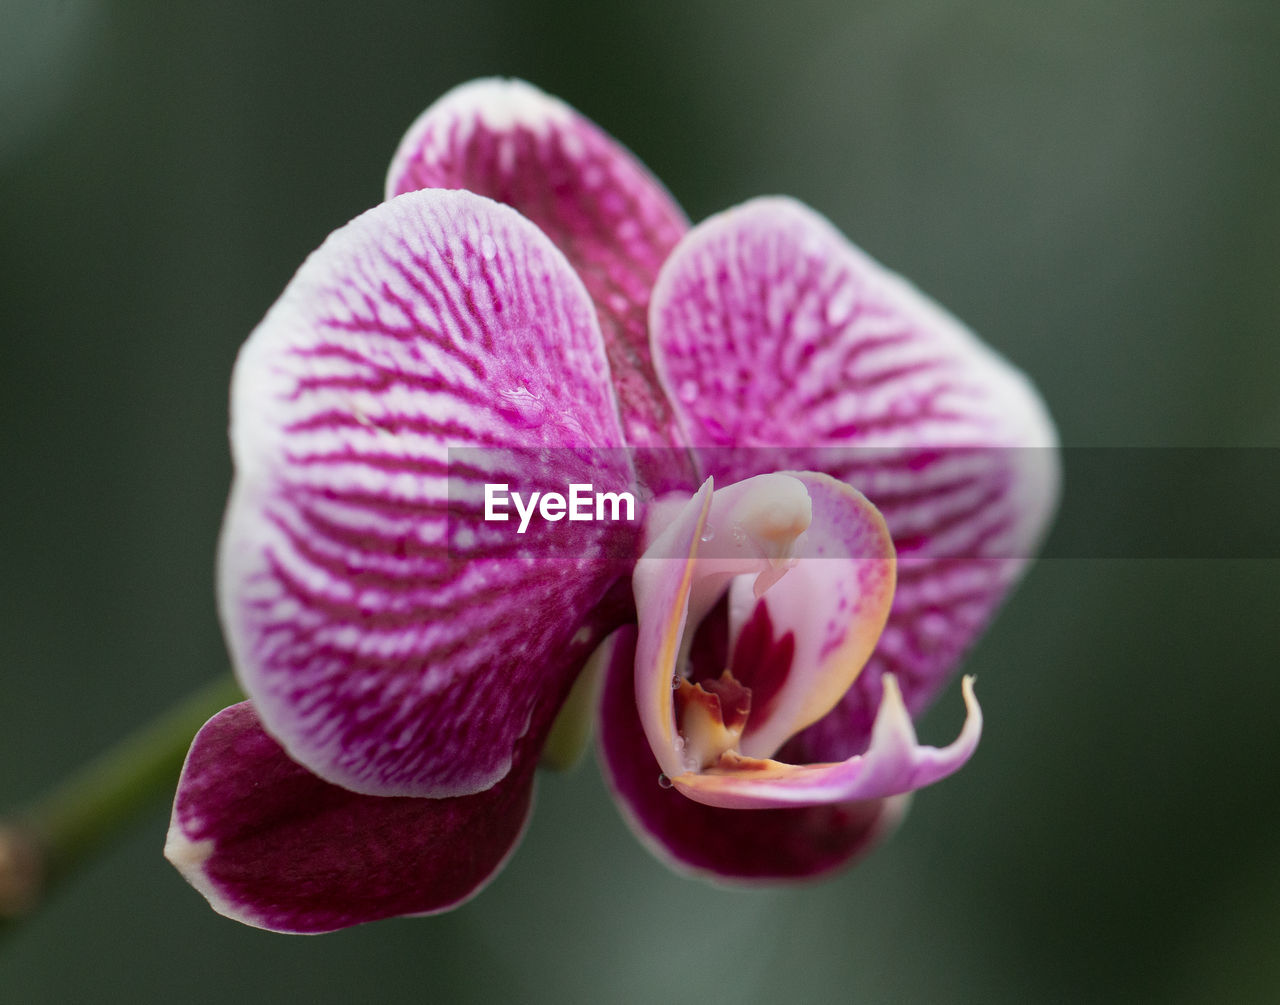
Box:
[496,385,548,429]
[700,526,715,543]
[677,378,700,404]
[657,773,673,789]
[671,675,682,690]
[479,234,497,260]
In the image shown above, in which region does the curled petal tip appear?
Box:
[671,672,982,810]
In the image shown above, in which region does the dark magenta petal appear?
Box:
[165,703,535,934]
[597,628,905,882]
[387,78,696,485]
[650,197,1059,756]
[220,188,634,797]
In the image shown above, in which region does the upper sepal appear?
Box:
[387,78,696,482]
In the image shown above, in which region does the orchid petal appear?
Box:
[387,78,695,481]
[165,703,534,934]
[220,188,633,797]
[672,675,981,809]
[650,197,1058,753]
[597,627,907,881]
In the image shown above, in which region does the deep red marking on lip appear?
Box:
[687,593,730,684]
[729,601,795,740]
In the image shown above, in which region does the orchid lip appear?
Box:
[633,471,899,782]
[631,469,981,810]
[670,674,983,809]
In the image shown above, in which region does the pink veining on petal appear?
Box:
[165,703,535,934]
[221,189,634,798]
[650,197,1058,757]
[597,627,907,882]
[387,78,696,487]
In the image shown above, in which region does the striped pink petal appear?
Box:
[220,188,634,798]
[649,197,1058,757]
[165,703,535,934]
[387,78,695,486]
[597,627,908,881]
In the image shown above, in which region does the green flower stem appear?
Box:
[1,674,243,923]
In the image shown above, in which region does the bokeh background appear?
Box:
[3,1,1278,1001]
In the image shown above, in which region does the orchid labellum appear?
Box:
[165,79,1058,933]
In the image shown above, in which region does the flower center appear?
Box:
[634,470,899,787]
[674,671,752,769]
[667,474,813,771]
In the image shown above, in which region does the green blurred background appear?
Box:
[2,1,1277,1001]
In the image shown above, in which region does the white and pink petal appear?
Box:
[221,188,634,798]
[650,197,1058,755]
[165,703,535,934]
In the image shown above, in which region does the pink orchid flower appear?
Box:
[165,79,1058,933]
